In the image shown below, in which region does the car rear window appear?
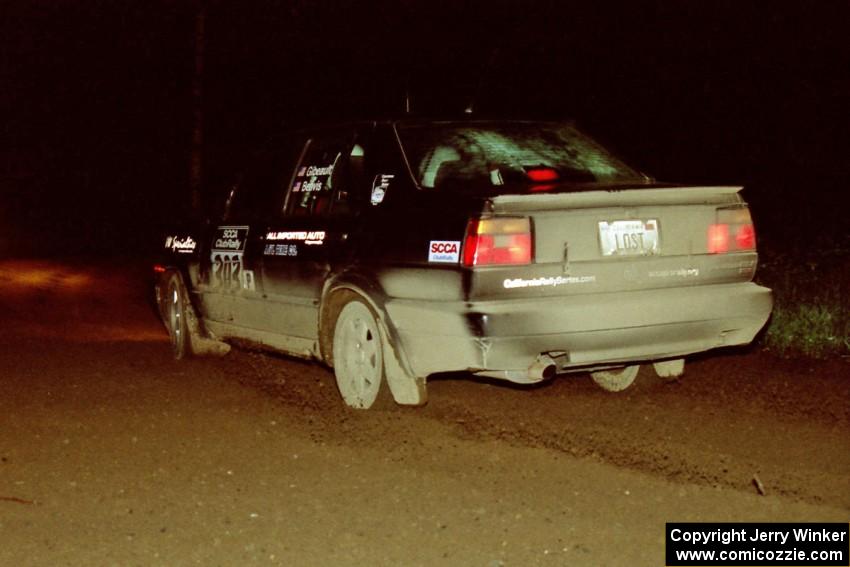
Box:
[397,122,644,191]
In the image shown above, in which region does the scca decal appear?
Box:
[431,242,457,253]
[428,240,460,263]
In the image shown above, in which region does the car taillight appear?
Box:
[708,206,756,254]
[463,217,532,266]
[525,167,559,183]
[525,166,559,192]
[707,224,730,254]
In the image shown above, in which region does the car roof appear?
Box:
[278,115,575,135]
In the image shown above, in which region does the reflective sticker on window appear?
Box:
[371,174,394,205]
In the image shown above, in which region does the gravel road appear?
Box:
[1,260,847,566]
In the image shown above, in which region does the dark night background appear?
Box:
[3,1,849,257]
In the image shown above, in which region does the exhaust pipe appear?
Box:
[528,354,557,382]
[473,354,559,384]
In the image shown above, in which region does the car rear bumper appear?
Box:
[385,282,773,378]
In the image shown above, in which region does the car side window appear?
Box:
[223,147,301,222]
[283,129,361,217]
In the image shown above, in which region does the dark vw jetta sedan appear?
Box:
[155,120,772,409]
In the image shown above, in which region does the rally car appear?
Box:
[154,119,773,408]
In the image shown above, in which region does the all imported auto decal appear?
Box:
[211,226,249,290]
[265,230,325,245]
[428,241,460,263]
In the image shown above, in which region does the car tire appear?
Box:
[590,364,640,392]
[164,272,193,360]
[332,299,393,410]
[652,358,685,382]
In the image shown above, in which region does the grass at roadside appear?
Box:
[756,237,850,359]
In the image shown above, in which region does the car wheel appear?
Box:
[653,358,685,381]
[332,299,392,409]
[164,272,192,360]
[590,365,640,392]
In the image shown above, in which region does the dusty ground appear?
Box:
[0,259,847,566]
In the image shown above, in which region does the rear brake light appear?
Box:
[153,264,167,273]
[525,167,559,183]
[463,217,532,267]
[708,207,756,254]
[735,223,756,250]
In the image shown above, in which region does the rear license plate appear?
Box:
[598,219,660,256]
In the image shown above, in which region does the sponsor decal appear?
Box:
[503,275,597,289]
[428,240,460,263]
[370,186,385,205]
[648,268,700,278]
[370,186,385,206]
[264,243,298,257]
[370,174,394,205]
[266,230,325,246]
[164,235,196,254]
[213,226,249,252]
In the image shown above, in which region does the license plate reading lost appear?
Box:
[598,219,660,256]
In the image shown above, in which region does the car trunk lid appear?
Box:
[466,185,759,300]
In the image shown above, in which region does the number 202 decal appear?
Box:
[211,253,242,290]
[210,226,250,290]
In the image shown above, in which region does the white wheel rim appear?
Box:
[590,365,640,392]
[333,302,383,408]
[167,280,183,353]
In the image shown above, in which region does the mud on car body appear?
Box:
[154,119,773,409]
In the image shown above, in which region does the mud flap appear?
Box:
[378,322,427,406]
[181,288,231,357]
